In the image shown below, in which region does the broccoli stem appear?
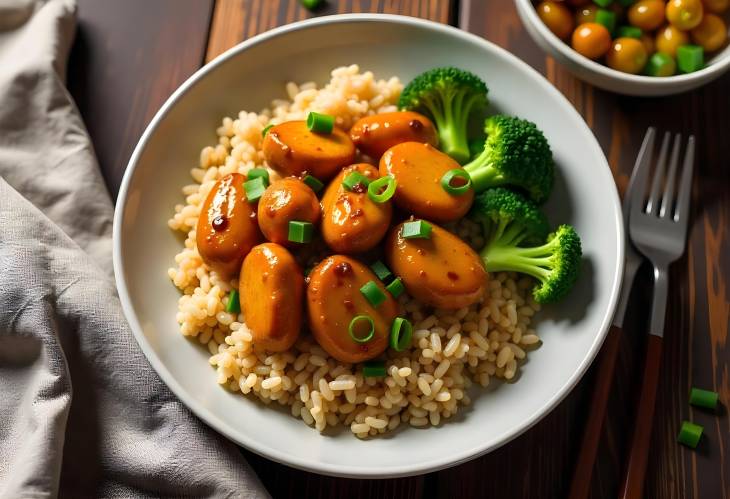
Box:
[463,155,504,192]
[480,237,560,282]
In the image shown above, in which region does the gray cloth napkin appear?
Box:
[0,1,270,497]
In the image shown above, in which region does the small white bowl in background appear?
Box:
[515,0,730,96]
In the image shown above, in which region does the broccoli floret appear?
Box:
[463,115,554,204]
[470,187,550,248]
[471,188,581,304]
[398,67,488,164]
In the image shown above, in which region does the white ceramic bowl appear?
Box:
[515,0,730,96]
[113,14,624,478]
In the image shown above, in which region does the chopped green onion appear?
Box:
[677,421,703,448]
[302,174,324,193]
[362,361,386,377]
[306,111,334,134]
[360,280,387,307]
[244,177,267,202]
[440,169,472,196]
[342,171,371,192]
[595,9,616,34]
[226,290,240,314]
[390,317,413,351]
[261,124,273,137]
[689,388,719,410]
[401,220,432,239]
[370,260,392,282]
[288,221,313,244]
[677,45,704,74]
[386,278,405,298]
[247,168,270,186]
[617,26,642,39]
[300,0,324,11]
[367,175,397,203]
[348,315,375,343]
[592,0,613,7]
[645,52,676,77]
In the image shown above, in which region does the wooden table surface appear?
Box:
[67,1,730,497]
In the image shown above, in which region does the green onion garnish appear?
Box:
[302,174,324,193]
[342,171,371,192]
[244,177,267,202]
[288,220,313,244]
[348,314,375,343]
[362,360,386,377]
[369,260,392,282]
[617,25,642,39]
[360,280,386,307]
[367,175,397,203]
[261,124,273,137]
[300,0,324,11]
[677,421,703,448]
[385,278,405,298]
[689,388,719,410]
[247,168,270,186]
[306,111,334,134]
[226,290,240,314]
[390,317,413,351]
[440,169,472,196]
[401,220,432,239]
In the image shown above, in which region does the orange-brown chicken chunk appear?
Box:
[385,220,487,309]
[349,111,438,160]
[379,142,474,223]
[240,243,304,351]
[320,164,392,254]
[196,173,262,277]
[307,255,398,363]
[257,177,320,247]
[262,120,355,180]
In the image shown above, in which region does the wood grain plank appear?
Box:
[206,0,452,62]
[462,2,730,498]
[66,0,214,197]
[204,2,454,497]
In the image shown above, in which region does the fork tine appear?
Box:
[629,128,657,221]
[659,134,682,218]
[646,131,671,215]
[674,135,695,225]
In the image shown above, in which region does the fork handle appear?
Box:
[619,334,663,499]
[568,324,623,499]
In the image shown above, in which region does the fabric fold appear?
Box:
[0,1,269,497]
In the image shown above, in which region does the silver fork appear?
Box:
[619,130,696,499]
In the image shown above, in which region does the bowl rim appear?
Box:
[515,0,730,86]
[113,13,625,478]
